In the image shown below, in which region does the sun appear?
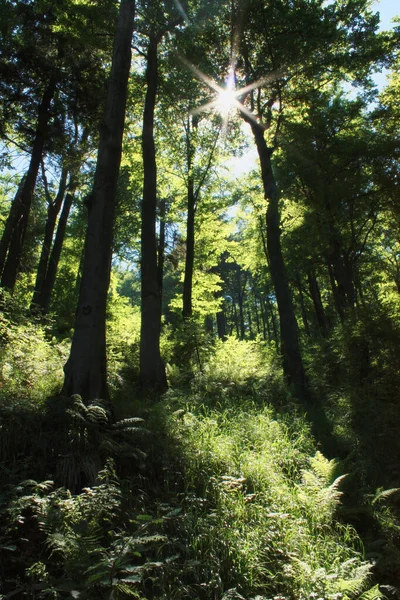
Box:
[215,73,237,117]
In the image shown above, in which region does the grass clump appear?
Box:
[160,393,376,599]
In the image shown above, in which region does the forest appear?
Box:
[0,0,399,597]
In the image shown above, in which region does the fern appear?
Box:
[372,488,400,504]
[359,584,386,600]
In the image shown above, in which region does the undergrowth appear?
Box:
[0,336,399,599]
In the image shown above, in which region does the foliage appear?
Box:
[0,290,69,402]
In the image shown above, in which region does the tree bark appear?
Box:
[62,0,135,401]
[246,117,308,401]
[30,166,69,312]
[40,190,74,313]
[307,269,327,337]
[295,273,310,337]
[157,197,166,295]
[139,34,167,392]
[0,78,56,290]
[182,176,195,319]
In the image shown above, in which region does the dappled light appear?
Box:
[1,0,400,597]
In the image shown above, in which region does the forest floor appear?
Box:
[1,329,400,599]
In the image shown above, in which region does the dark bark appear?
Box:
[327,238,356,314]
[327,260,344,322]
[157,198,166,295]
[259,296,270,340]
[307,269,327,337]
[139,34,167,392]
[182,176,195,319]
[62,0,135,401]
[40,190,74,313]
[245,117,308,400]
[232,301,240,338]
[253,295,261,336]
[0,175,26,276]
[216,309,227,340]
[30,167,69,312]
[236,270,246,340]
[265,293,278,344]
[295,274,310,337]
[0,78,56,290]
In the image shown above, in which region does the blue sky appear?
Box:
[371,0,398,89]
[373,0,399,30]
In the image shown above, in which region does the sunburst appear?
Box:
[179,56,280,132]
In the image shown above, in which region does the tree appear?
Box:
[226,0,383,400]
[62,0,135,401]
[136,0,185,391]
[0,0,115,291]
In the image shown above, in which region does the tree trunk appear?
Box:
[31,167,69,312]
[295,273,310,337]
[247,118,308,400]
[216,308,227,340]
[139,34,167,392]
[157,197,166,295]
[0,78,56,290]
[236,270,246,339]
[0,174,26,275]
[40,190,74,313]
[182,176,195,319]
[62,0,135,401]
[307,269,327,337]
[259,296,270,340]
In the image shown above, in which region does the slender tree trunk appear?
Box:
[0,175,26,275]
[139,34,167,391]
[295,274,310,337]
[157,198,166,295]
[259,296,270,340]
[0,78,56,290]
[327,260,344,322]
[233,301,240,337]
[62,0,135,401]
[182,177,195,319]
[253,294,261,336]
[31,167,69,311]
[307,269,327,337]
[216,308,227,340]
[246,118,307,400]
[40,191,74,313]
[237,270,246,339]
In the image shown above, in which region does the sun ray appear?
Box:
[179,55,284,130]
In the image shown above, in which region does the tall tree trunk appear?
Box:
[139,34,167,392]
[216,308,227,340]
[295,273,310,337]
[40,190,74,313]
[307,269,327,337]
[253,295,261,336]
[157,197,166,295]
[0,78,56,290]
[31,166,69,312]
[0,175,26,275]
[182,176,195,319]
[182,116,198,320]
[62,0,135,401]
[246,118,307,400]
[259,296,270,340]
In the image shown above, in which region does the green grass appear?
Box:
[0,336,398,599]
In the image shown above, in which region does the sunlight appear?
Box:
[215,72,236,117]
[179,56,282,128]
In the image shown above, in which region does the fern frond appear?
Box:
[359,584,385,600]
[113,418,146,429]
[372,488,400,504]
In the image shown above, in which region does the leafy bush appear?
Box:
[0,305,68,403]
